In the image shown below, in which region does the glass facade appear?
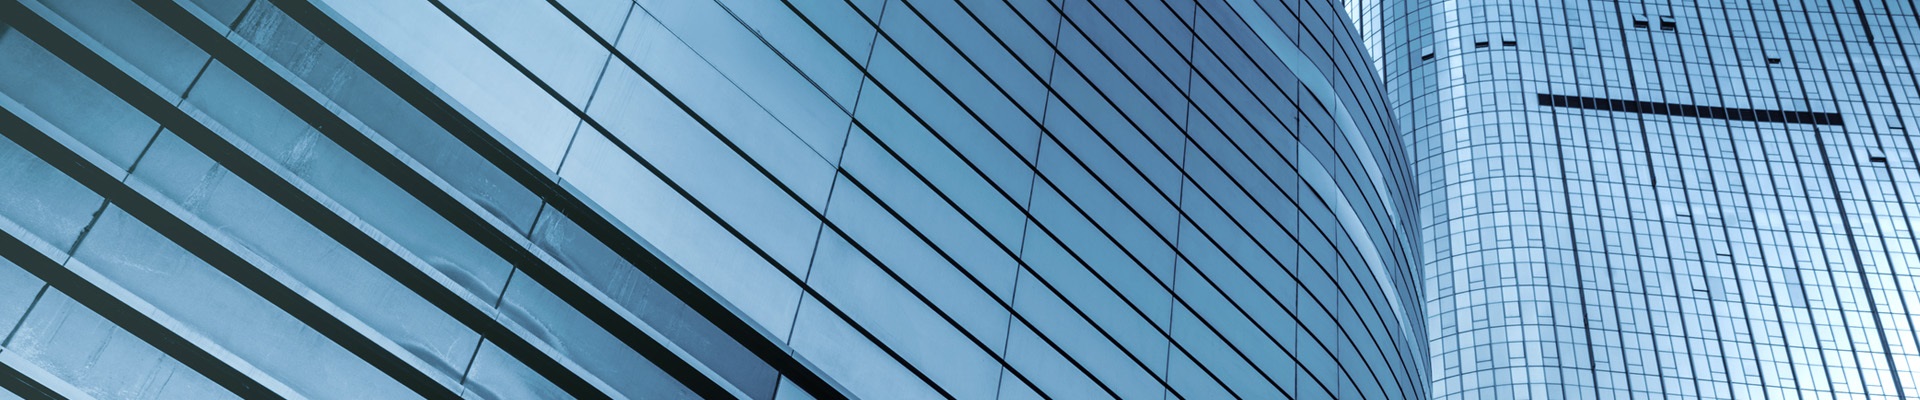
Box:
[0,0,1422,399]
[1362,0,1920,399]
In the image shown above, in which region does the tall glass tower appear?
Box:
[1365,0,1920,399]
[0,0,1423,399]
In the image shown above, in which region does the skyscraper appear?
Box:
[1364,0,1920,399]
[0,0,1423,399]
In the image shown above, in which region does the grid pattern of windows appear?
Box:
[0,0,1422,399]
[1362,0,1920,399]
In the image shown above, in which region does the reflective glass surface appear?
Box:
[1357,0,1920,399]
[0,0,1424,398]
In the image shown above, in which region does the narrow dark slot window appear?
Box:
[1502,40,1517,47]
[1870,156,1889,163]
[1634,20,1649,28]
[1767,57,1782,64]
[1422,53,1435,60]
[1537,93,1842,125]
[1475,41,1490,48]
[1661,21,1677,31]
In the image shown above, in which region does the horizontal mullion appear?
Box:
[0,2,617,399]
[130,0,745,398]
[0,154,293,400]
[0,220,293,399]
[0,349,93,400]
[0,79,463,400]
[260,0,853,398]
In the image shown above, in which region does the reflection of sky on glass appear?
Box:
[1357,0,1920,398]
[326,0,1429,398]
[0,0,1430,399]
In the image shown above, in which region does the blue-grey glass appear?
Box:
[226,2,546,232]
[1353,0,1920,399]
[784,296,945,400]
[0,128,103,252]
[836,132,1022,300]
[127,129,482,381]
[184,0,250,25]
[843,66,1031,249]
[494,270,699,399]
[1,278,236,400]
[180,59,515,303]
[0,259,38,337]
[582,60,825,273]
[39,0,208,94]
[0,20,408,398]
[0,0,1427,397]
[315,0,580,170]
[71,204,420,399]
[527,204,781,398]
[607,7,840,209]
[630,0,857,166]
[0,25,158,168]
[770,377,816,400]
[438,0,608,106]
[556,128,806,336]
[804,222,1003,399]
[460,340,569,400]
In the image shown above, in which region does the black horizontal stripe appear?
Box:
[0,345,79,399]
[1,1,615,397]
[1537,93,1843,126]
[134,0,747,397]
[261,1,851,398]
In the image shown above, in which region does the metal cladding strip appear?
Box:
[0,2,620,399]
[1220,0,1412,337]
[260,0,853,398]
[130,0,747,398]
[0,175,295,399]
[0,83,465,399]
[0,222,295,400]
[0,350,94,400]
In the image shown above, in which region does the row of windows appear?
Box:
[337,0,1436,396]
[1359,0,1920,399]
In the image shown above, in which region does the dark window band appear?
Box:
[1537,93,1843,125]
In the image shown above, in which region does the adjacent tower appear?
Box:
[1367,0,1920,399]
